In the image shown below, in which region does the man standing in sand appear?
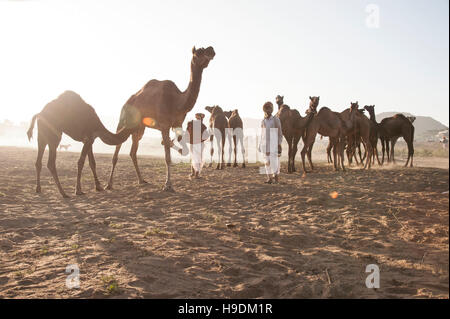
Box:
[259,102,282,184]
[186,113,209,179]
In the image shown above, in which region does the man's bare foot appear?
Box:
[264,178,273,184]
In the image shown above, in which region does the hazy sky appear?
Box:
[0,0,448,136]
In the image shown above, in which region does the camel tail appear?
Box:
[27,113,39,141]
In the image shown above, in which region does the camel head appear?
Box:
[223,110,233,119]
[349,101,360,119]
[205,106,214,114]
[275,95,284,107]
[308,96,320,114]
[192,46,215,69]
[364,105,375,116]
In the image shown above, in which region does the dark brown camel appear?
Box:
[386,115,416,164]
[26,91,133,198]
[364,106,414,167]
[346,103,374,169]
[301,98,356,173]
[275,95,314,173]
[224,109,246,168]
[106,46,215,191]
[205,105,229,169]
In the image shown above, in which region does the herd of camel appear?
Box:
[25,46,415,198]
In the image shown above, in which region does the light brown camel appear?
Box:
[205,105,229,169]
[106,46,215,191]
[275,95,314,173]
[26,91,134,198]
[301,98,357,173]
[224,109,246,168]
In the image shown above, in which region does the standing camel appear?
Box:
[275,95,314,173]
[26,91,134,198]
[364,107,414,167]
[301,98,357,173]
[205,105,229,169]
[224,109,246,168]
[106,46,215,191]
[346,103,374,169]
[386,116,416,164]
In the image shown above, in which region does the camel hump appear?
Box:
[318,106,332,114]
[393,113,409,121]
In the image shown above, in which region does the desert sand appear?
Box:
[0,146,448,298]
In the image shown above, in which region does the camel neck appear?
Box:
[181,62,203,112]
[369,112,377,123]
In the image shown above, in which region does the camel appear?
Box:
[224,109,246,168]
[345,103,375,169]
[275,95,314,173]
[364,106,414,167]
[386,116,416,164]
[205,105,229,169]
[58,144,71,151]
[106,46,215,192]
[301,98,357,173]
[339,106,378,168]
[26,91,134,198]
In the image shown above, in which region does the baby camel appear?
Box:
[27,91,134,198]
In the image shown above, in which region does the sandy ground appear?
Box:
[0,146,448,299]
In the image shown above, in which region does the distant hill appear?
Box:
[376,112,448,141]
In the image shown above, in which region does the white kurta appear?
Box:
[259,115,283,175]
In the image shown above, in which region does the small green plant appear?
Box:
[40,245,49,255]
[109,223,123,229]
[144,228,168,237]
[101,275,120,295]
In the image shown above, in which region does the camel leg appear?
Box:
[130,130,147,185]
[221,133,226,169]
[161,129,174,191]
[215,132,222,170]
[35,134,46,193]
[375,145,381,165]
[87,145,103,192]
[209,134,214,168]
[390,138,398,164]
[106,144,121,190]
[327,141,333,164]
[332,139,338,171]
[227,129,232,167]
[339,138,346,172]
[75,142,91,195]
[307,142,314,171]
[239,134,246,168]
[359,142,365,162]
[232,135,238,167]
[292,135,300,173]
[287,137,292,173]
[47,140,69,198]
[405,140,414,167]
[386,140,391,163]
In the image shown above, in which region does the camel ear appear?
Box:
[309,96,312,101]
[192,46,196,54]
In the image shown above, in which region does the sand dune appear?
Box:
[0,146,448,298]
